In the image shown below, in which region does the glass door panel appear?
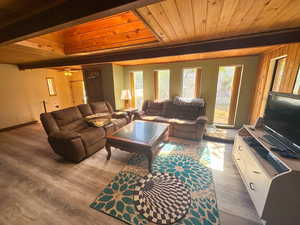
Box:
[214,66,237,125]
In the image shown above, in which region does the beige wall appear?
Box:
[122,56,260,127]
[113,64,125,110]
[67,71,85,105]
[68,71,84,82]
[83,64,125,110]
[0,64,73,129]
[95,64,116,109]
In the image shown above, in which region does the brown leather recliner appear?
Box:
[40,101,129,162]
[134,98,208,141]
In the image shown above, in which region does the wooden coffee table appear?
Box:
[105,120,169,171]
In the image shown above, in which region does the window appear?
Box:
[259,56,288,117]
[271,56,287,92]
[155,70,170,100]
[182,68,197,98]
[130,71,143,110]
[46,77,56,96]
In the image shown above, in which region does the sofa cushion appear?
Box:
[170,119,198,132]
[51,107,83,127]
[142,100,150,112]
[90,102,109,114]
[173,104,201,120]
[111,118,128,131]
[40,113,60,135]
[85,138,106,156]
[85,113,112,120]
[86,118,111,128]
[49,130,81,140]
[78,104,93,117]
[145,101,164,116]
[162,100,177,118]
[60,118,89,132]
[78,127,105,147]
[173,96,205,106]
[141,115,170,123]
[169,118,197,125]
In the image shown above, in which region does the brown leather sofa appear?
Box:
[40,101,129,162]
[134,98,208,141]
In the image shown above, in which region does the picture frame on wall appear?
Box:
[293,66,300,95]
[46,77,57,96]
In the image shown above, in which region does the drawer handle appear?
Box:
[238,146,242,151]
[253,170,260,174]
[249,182,255,190]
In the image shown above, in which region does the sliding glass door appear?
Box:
[214,66,242,125]
[154,70,170,100]
[130,71,144,110]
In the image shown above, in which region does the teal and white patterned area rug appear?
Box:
[90,141,220,225]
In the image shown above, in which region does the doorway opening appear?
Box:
[214,66,242,125]
[70,80,87,105]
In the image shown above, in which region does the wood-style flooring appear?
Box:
[0,124,261,225]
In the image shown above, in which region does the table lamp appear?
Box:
[121,89,132,109]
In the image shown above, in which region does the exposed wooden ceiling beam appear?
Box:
[0,0,163,46]
[18,27,300,70]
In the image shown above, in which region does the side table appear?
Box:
[119,108,138,122]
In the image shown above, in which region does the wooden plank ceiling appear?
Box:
[63,11,158,55]
[0,11,158,64]
[138,0,300,43]
[1,0,300,66]
[0,31,65,64]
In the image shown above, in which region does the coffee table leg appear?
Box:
[163,129,169,142]
[145,151,153,172]
[105,143,111,160]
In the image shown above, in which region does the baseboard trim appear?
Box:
[0,121,38,132]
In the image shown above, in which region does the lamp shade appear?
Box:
[121,89,132,100]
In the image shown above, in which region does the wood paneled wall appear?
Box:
[250,43,300,124]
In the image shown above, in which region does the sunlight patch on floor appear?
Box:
[201,142,226,171]
[158,142,178,156]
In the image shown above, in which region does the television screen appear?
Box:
[264,92,300,147]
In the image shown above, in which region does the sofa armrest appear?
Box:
[48,130,86,163]
[112,112,128,119]
[49,130,81,140]
[196,116,208,124]
[133,111,145,120]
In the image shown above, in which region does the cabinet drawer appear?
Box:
[233,144,245,174]
[246,160,270,216]
[234,138,270,216]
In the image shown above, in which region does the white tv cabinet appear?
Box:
[233,125,300,225]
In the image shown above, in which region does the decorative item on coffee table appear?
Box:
[85,118,111,128]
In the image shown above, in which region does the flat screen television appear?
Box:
[264,92,300,148]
